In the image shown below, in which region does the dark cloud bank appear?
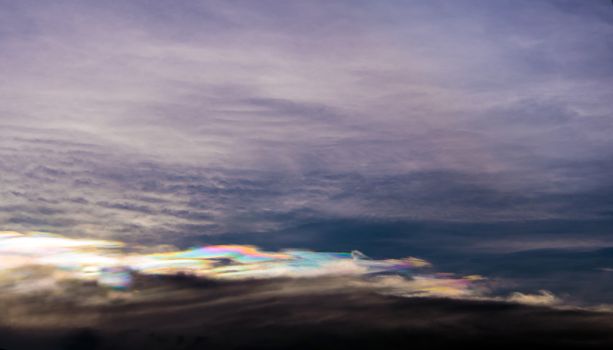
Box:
[1,276,613,350]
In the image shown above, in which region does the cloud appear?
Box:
[0,0,611,230]
[508,290,559,306]
[4,231,613,349]
[0,231,454,293]
[1,274,612,350]
[1,0,613,310]
[9,230,611,313]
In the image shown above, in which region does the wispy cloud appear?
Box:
[1,231,471,295]
[5,229,588,312]
[1,0,612,237]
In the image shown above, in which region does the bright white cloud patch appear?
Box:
[0,231,490,300]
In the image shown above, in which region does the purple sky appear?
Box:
[0,0,612,264]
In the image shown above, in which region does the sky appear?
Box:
[1,0,613,308]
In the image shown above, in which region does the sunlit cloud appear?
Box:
[507,290,559,306]
[0,231,481,298]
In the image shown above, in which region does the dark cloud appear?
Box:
[1,276,613,349]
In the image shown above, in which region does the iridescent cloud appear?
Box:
[0,231,479,297]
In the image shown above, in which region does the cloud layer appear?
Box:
[1,0,613,309]
[1,274,613,349]
[1,0,612,241]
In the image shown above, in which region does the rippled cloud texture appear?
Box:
[1,0,612,240]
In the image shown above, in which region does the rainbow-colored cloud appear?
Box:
[0,231,481,297]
